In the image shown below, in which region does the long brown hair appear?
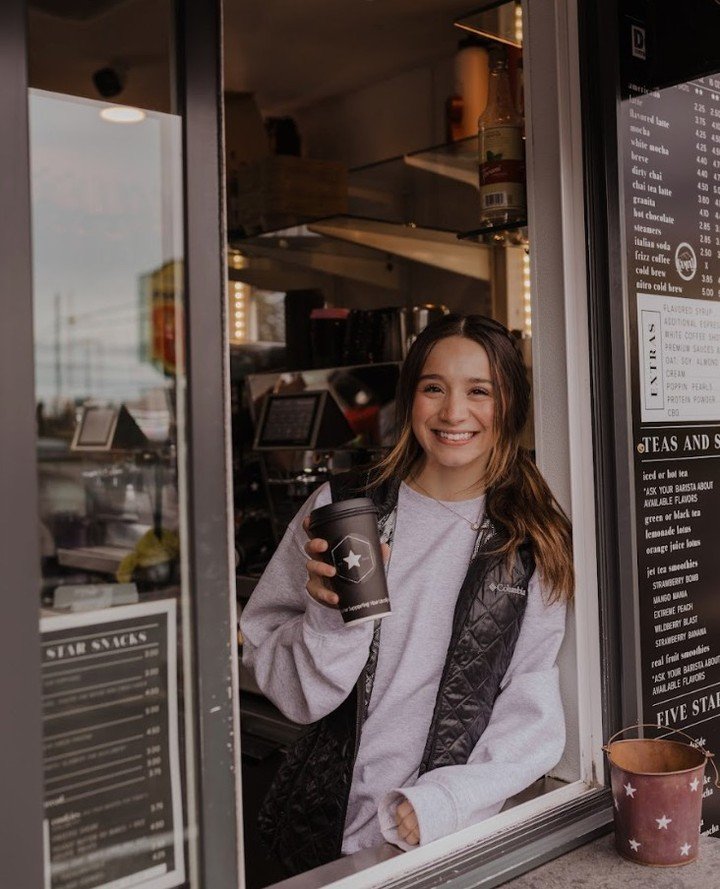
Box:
[373,313,574,602]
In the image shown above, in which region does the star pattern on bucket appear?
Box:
[624,781,637,798]
[609,735,705,865]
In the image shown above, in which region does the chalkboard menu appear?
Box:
[41,600,185,889]
[623,71,720,836]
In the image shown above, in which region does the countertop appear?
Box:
[505,832,720,888]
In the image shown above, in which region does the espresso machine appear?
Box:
[245,362,400,546]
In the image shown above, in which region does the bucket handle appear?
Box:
[603,722,720,789]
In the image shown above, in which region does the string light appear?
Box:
[522,250,531,337]
[229,249,246,269]
[514,1,523,45]
[229,280,250,343]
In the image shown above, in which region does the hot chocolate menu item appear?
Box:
[308,497,391,625]
[623,72,720,836]
[41,600,184,889]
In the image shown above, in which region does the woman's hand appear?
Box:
[395,798,420,845]
[302,516,390,609]
[302,518,340,608]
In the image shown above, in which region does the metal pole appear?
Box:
[0,1,45,887]
[55,291,61,409]
[179,0,243,886]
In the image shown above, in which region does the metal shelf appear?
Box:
[230,214,493,283]
[308,216,491,281]
[458,220,528,243]
[403,136,478,188]
[454,1,523,49]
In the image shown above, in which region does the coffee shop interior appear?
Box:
[223,1,582,886]
[28,0,588,886]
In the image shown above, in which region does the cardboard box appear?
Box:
[224,91,268,165]
[228,155,348,236]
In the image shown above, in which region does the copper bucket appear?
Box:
[603,723,720,866]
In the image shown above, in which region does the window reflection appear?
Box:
[30,85,193,889]
[32,91,184,602]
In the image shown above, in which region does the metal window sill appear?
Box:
[263,788,613,889]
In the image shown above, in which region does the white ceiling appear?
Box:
[223,0,477,114]
[28,0,477,116]
[28,0,174,112]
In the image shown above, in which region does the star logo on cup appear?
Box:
[656,814,672,830]
[331,534,376,583]
[680,843,691,856]
[690,778,700,792]
[624,782,637,798]
[629,839,641,852]
[342,550,362,570]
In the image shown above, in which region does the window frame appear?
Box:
[0,2,45,886]
[232,0,619,887]
[0,2,243,889]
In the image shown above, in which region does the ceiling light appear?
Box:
[100,106,146,124]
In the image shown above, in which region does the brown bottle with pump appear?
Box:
[478,47,526,227]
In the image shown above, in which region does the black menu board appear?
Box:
[623,72,720,836]
[41,600,184,889]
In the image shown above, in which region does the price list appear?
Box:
[625,75,720,836]
[41,600,184,889]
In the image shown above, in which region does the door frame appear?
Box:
[180,0,243,886]
[0,2,242,888]
[0,2,45,886]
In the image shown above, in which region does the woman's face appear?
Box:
[411,336,496,480]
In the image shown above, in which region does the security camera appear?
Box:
[92,67,125,99]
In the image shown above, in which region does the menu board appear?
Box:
[41,600,185,889]
[624,73,720,836]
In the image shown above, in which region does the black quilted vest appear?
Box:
[257,470,534,876]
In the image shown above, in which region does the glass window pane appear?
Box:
[28,3,197,888]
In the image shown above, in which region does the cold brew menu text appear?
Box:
[625,74,720,836]
[41,601,184,889]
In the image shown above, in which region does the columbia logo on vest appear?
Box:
[489,581,526,596]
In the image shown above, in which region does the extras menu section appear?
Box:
[41,601,184,889]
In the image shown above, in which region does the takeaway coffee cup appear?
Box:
[308,497,391,626]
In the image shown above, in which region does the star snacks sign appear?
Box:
[331,534,376,583]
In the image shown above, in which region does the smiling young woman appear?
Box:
[409,335,497,493]
[240,313,574,876]
[373,313,574,602]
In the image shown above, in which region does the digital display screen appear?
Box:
[76,407,116,447]
[256,394,321,447]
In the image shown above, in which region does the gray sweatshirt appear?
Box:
[240,482,566,854]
